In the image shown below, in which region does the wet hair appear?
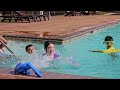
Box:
[104,36,113,42]
[25,44,33,51]
[44,41,53,51]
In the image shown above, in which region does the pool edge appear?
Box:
[2,19,120,44]
[0,67,102,79]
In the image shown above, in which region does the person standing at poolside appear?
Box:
[42,41,59,60]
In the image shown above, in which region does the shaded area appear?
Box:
[0,11,50,23]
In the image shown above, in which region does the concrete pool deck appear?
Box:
[1,15,120,44]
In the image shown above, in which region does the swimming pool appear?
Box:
[1,23,120,79]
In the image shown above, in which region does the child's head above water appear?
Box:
[103,36,114,48]
[44,41,55,55]
[44,41,54,52]
[104,36,113,42]
[25,44,35,54]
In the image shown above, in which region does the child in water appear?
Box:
[42,41,80,67]
[89,36,120,57]
[25,44,35,54]
[14,45,42,77]
[42,41,59,60]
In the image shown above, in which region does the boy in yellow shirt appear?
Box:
[89,36,120,54]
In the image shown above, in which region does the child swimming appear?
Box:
[89,36,120,55]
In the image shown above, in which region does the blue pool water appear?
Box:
[1,23,120,79]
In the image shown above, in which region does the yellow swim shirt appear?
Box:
[90,46,120,54]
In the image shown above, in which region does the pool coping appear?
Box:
[2,19,120,44]
[0,67,102,79]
